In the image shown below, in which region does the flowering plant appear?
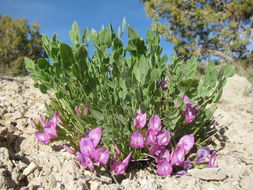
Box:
[25,20,234,176]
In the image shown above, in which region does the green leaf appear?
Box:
[185,57,197,78]
[60,43,75,69]
[71,63,79,78]
[69,21,81,45]
[150,68,160,81]
[128,26,138,39]
[178,78,199,93]
[24,57,35,72]
[139,58,149,83]
[38,84,47,94]
[90,110,104,120]
[133,64,141,82]
[146,28,155,44]
[223,65,235,77]
[122,17,126,32]
[37,58,50,69]
[74,46,87,63]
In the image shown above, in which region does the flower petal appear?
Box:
[149,115,162,132]
[177,134,195,153]
[87,127,102,147]
[133,109,147,129]
[157,160,173,176]
[130,131,144,149]
[80,137,95,157]
[34,131,51,144]
[94,148,109,165]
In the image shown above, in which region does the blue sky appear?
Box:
[0,0,174,57]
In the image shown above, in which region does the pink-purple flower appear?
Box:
[179,94,190,104]
[86,127,102,147]
[34,131,51,144]
[133,109,147,129]
[157,160,173,176]
[157,149,170,163]
[182,104,197,124]
[207,152,218,168]
[76,152,94,170]
[149,115,162,133]
[111,152,132,175]
[170,146,185,166]
[177,134,195,153]
[34,113,61,144]
[197,146,211,164]
[160,80,168,90]
[130,131,144,149]
[145,128,157,146]
[80,137,95,157]
[76,127,109,170]
[156,130,171,146]
[94,148,110,165]
[62,144,76,154]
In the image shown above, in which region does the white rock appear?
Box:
[23,162,38,176]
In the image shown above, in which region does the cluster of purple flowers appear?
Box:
[75,127,110,170]
[130,109,217,176]
[63,127,132,175]
[131,110,195,176]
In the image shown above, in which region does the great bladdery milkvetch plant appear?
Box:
[25,19,235,177]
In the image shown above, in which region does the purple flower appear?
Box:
[47,113,61,129]
[38,115,47,128]
[83,106,90,116]
[133,109,147,129]
[183,160,194,170]
[197,146,211,164]
[111,152,132,175]
[208,152,218,168]
[175,94,190,108]
[157,160,173,176]
[176,170,187,175]
[110,161,126,175]
[34,113,61,144]
[149,115,162,133]
[160,80,168,90]
[93,148,109,165]
[156,130,171,146]
[157,149,171,163]
[149,144,166,158]
[80,137,95,157]
[114,144,122,156]
[177,134,195,153]
[171,146,185,166]
[34,131,51,144]
[76,152,94,170]
[62,144,76,154]
[44,126,58,139]
[182,104,197,124]
[87,127,102,147]
[145,128,157,146]
[130,131,144,149]
[179,94,190,104]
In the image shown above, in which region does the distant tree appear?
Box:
[0,15,46,76]
[140,0,253,63]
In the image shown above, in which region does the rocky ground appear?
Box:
[0,75,253,190]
